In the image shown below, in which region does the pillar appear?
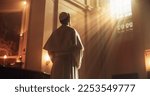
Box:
[25,0,46,71]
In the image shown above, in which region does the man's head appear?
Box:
[59,12,70,25]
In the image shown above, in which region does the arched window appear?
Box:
[109,0,133,33]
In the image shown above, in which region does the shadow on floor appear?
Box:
[0,65,50,79]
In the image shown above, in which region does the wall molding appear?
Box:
[64,0,93,11]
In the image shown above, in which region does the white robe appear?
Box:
[44,25,84,79]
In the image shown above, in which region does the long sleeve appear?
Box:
[73,31,84,69]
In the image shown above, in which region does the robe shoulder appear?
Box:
[43,25,76,52]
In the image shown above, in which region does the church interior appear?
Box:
[0,0,150,79]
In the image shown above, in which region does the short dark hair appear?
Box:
[59,12,70,25]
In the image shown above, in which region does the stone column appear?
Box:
[25,0,46,71]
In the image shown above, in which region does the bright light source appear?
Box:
[3,55,7,59]
[20,33,23,37]
[42,50,53,73]
[22,0,27,6]
[44,53,51,62]
[109,0,132,19]
[145,50,150,71]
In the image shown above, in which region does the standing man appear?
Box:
[44,12,84,79]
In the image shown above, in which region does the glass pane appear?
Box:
[109,0,132,19]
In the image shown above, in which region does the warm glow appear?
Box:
[145,50,150,71]
[20,33,24,37]
[3,55,7,59]
[22,0,27,6]
[44,53,51,62]
[42,50,52,74]
[16,56,22,62]
[109,0,132,19]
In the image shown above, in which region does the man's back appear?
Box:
[45,25,76,52]
[44,12,84,79]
